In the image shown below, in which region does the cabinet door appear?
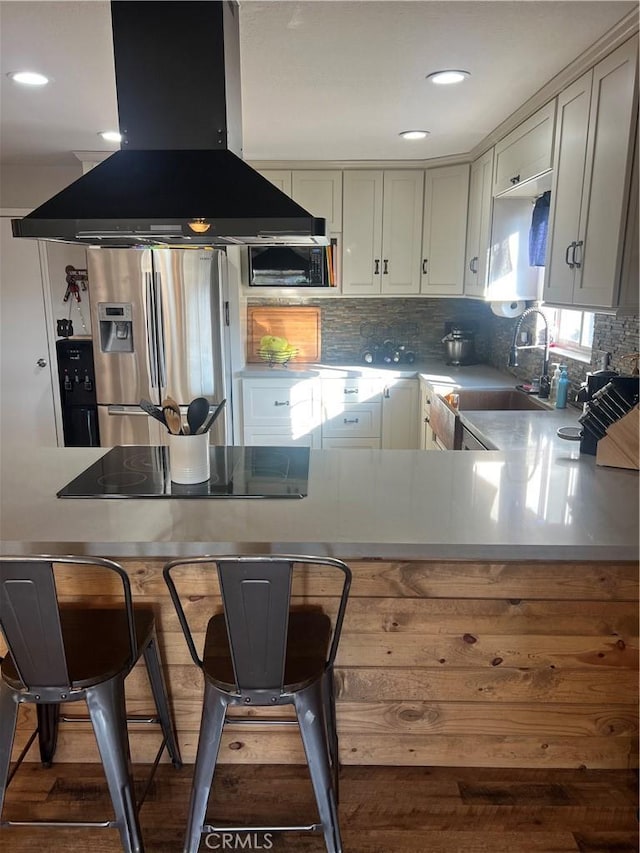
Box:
[342,171,384,295]
[493,101,556,195]
[419,380,437,450]
[258,170,292,196]
[464,149,494,297]
[381,379,419,449]
[421,164,469,296]
[543,71,592,306]
[292,171,343,231]
[576,36,638,308]
[381,171,424,295]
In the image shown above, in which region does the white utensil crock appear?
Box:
[168,432,210,484]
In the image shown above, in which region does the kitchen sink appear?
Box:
[456,389,551,411]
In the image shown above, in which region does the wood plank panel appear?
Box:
[51,560,640,600]
[7,558,637,770]
[10,729,638,769]
[57,594,638,636]
[17,700,637,738]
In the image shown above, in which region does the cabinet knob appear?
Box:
[36,358,47,368]
[343,418,360,424]
[469,256,478,274]
[565,242,576,269]
[274,400,290,407]
[344,388,358,395]
[422,259,428,275]
[383,259,389,274]
[374,259,380,275]
[510,174,520,185]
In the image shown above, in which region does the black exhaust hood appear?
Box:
[12,1,326,247]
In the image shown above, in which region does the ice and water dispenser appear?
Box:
[98,303,134,352]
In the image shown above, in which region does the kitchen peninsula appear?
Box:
[1,438,637,772]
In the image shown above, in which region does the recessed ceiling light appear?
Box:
[99,131,122,143]
[399,130,429,140]
[8,70,49,86]
[427,70,470,86]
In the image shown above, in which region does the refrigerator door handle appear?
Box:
[107,405,149,415]
[145,271,159,389]
[154,270,167,390]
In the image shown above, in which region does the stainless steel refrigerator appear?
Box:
[88,247,232,446]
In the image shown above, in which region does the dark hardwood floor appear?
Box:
[2,763,638,852]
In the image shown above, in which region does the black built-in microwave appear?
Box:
[248,244,335,287]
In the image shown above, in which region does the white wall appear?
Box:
[0,164,82,209]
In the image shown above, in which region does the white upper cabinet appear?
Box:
[544,36,639,309]
[493,101,556,196]
[420,164,470,296]
[464,149,494,298]
[342,170,424,296]
[258,170,343,232]
[291,171,343,232]
[259,170,292,196]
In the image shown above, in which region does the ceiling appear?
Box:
[0,0,636,167]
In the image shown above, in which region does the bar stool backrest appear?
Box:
[0,560,69,690]
[217,559,292,693]
[164,555,352,701]
[0,556,138,693]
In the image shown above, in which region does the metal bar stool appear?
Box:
[163,554,351,853]
[0,555,182,853]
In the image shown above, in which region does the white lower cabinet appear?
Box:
[419,379,437,450]
[321,377,383,449]
[243,375,419,450]
[242,377,321,447]
[381,379,419,449]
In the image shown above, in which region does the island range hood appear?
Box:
[12,1,326,248]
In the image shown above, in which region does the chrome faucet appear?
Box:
[508,307,550,378]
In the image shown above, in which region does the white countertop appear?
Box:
[1,441,637,561]
[239,360,519,389]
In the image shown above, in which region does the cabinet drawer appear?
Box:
[321,377,383,406]
[243,427,318,448]
[242,379,318,426]
[322,402,381,438]
[322,437,381,450]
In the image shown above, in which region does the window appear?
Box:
[542,307,594,358]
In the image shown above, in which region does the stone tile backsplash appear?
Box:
[247,296,639,397]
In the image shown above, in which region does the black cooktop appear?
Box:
[57,445,310,499]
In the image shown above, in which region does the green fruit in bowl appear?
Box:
[269,336,289,352]
[260,334,277,349]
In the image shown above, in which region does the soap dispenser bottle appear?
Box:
[549,363,561,404]
[556,366,570,409]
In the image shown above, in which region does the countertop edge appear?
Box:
[1,540,637,562]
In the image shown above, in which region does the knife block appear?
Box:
[596,405,639,470]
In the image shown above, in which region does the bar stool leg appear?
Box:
[295,680,342,853]
[142,630,182,768]
[184,682,228,853]
[36,704,60,767]
[322,669,340,803]
[87,676,143,853]
[0,682,19,815]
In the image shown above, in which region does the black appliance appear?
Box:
[249,245,328,287]
[10,2,325,248]
[56,338,100,447]
[576,371,639,455]
[57,445,310,499]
